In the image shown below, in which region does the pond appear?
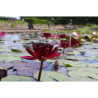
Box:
[1,33,98,81]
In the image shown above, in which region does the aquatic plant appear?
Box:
[20,43,61,81]
[59,41,70,54]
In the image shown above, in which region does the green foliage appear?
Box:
[65,29,71,33]
[90,24,98,30]
[76,27,90,34]
[10,24,15,28]
[86,23,94,27]
[21,17,50,24]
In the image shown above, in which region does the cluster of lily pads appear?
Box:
[1,29,98,81]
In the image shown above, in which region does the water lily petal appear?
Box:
[47,53,61,59]
[50,47,58,54]
[26,48,33,56]
[32,52,41,58]
[20,56,36,60]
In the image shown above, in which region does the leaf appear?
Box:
[1,75,35,81]
[33,71,68,81]
[57,60,88,67]
[65,56,86,61]
[68,70,98,79]
[17,67,38,76]
[89,63,98,68]
[25,61,48,69]
[70,67,98,75]
[0,63,14,69]
[56,67,68,75]
[64,76,96,81]
[20,56,36,60]
[7,69,17,76]
[66,50,81,55]
[47,53,61,59]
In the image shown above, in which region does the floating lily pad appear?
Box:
[46,59,56,63]
[0,54,21,62]
[0,63,14,69]
[17,67,38,76]
[66,50,81,55]
[67,67,80,71]
[12,61,27,70]
[33,71,68,81]
[70,67,98,74]
[89,63,98,68]
[7,69,17,76]
[25,62,48,69]
[64,76,96,81]
[11,61,48,70]
[56,67,68,75]
[57,60,88,67]
[1,75,35,81]
[68,70,98,79]
[83,42,92,45]
[65,56,86,61]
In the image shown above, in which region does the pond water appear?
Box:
[1,33,98,81]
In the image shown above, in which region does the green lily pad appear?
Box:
[17,67,38,76]
[1,75,35,81]
[33,71,68,81]
[68,70,98,79]
[64,76,96,81]
[56,67,68,75]
[12,61,48,70]
[57,60,88,67]
[69,67,98,74]
[66,50,81,55]
[0,63,14,69]
[46,59,56,63]
[65,56,86,61]
[0,54,21,62]
[0,67,7,70]
[67,67,80,71]
[89,63,98,68]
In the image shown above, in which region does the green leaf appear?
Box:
[64,76,97,81]
[1,75,35,81]
[68,70,98,79]
[66,50,81,55]
[33,71,68,81]
[57,60,88,67]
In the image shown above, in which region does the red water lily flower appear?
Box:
[58,34,67,39]
[20,43,61,81]
[20,43,61,61]
[43,33,51,38]
[71,38,81,46]
[59,41,70,48]
[59,41,70,54]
